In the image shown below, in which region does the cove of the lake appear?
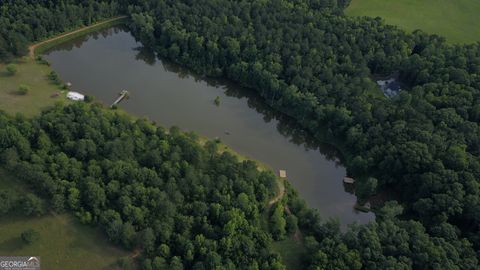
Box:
[44,26,374,225]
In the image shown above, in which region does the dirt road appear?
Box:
[29,16,127,59]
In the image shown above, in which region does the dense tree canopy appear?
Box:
[0,0,121,61]
[0,104,283,269]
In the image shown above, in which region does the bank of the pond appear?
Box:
[30,16,128,58]
[43,26,375,224]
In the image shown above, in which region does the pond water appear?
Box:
[44,26,374,225]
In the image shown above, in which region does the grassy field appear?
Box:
[0,169,130,270]
[271,236,305,269]
[0,215,130,270]
[345,0,480,44]
[0,59,68,116]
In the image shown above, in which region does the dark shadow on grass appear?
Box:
[0,71,12,78]
[8,90,26,96]
[0,237,24,252]
[66,216,130,268]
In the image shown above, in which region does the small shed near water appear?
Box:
[279,170,287,178]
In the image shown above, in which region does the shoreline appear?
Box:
[29,16,129,59]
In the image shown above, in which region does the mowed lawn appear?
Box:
[0,170,130,270]
[345,0,480,44]
[0,58,68,117]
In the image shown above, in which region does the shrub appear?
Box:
[117,257,134,270]
[35,56,50,66]
[6,64,17,75]
[0,191,15,215]
[356,177,378,199]
[22,193,44,216]
[48,71,61,85]
[84,95,94,103]
[286,214,298,234]
[21,229,40,244]
[17,84,30,95]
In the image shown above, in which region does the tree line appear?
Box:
[0,0,121,62]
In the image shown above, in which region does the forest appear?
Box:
[0,103,284,269]
[1,0,480,269]
[0,0,120,62]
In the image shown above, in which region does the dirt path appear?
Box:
[28,16,127,59]
[130,249,141,259]
[269,183,304,243]
[268,178,285,207]
[284,204,303,242]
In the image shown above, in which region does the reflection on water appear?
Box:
[145,49,345,165]
[44,26,374,225]
[134,46,157,66]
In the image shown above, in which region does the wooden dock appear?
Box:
[111,90,129,108]
[343,177,355,184]
[354,202,371,212]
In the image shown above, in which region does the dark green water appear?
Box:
[44,26,374,224]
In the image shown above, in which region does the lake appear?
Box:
[44,26,374,225]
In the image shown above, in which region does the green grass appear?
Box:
[0,59,69,117]
[0,169,130,270]
[345,0,480,44]
[271,236,305,269]
[0,215,129,270]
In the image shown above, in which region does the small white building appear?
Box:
[67,91,84,101]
